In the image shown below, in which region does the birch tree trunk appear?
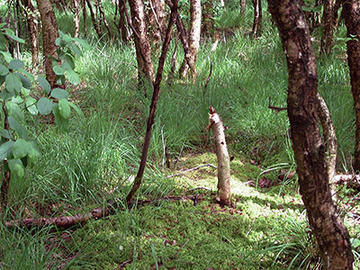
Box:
[267,0,354,268]
[343,0,360,172]
[251,0,262,38]
[128,0,155,85]
[208,107,231,206]
[320,0,336,55]
[36,0,60,89]
[179,0,201,79]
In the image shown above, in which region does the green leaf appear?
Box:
[8,116,27,138]
[0,64,9,76]
[9,59,24,70]
[55,37,62,46]
[66,69,80,85]
[37,97,53,115]
[73,38,91,50]
[0,128,11,139]
[58,99,71,119]
[17,68,35,83]
[69,102,84,117]
[4,28,25,44]
[0,141,14,161]
[12,138,30,159]
[8,159,25,179]
[53,65,65,75]
[0,75,5,86]
[51,88,69,99]
[21,88,31,97]
[5,73,22,95]
[52,104,69,131]
[16,73,32,89]
[37,75,51,94]
[25,97,38,115]
[27,141,41,166]
[1,51,13,63]
[6,101,24,121]
[70,43,82,56]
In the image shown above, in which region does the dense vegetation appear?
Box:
[0,0,359,269]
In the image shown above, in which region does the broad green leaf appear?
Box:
[53,65,65,75]
[8,159,25,179]
[0,128,11,139]
[66,69,80,85]
[0,141,14,161]
[73,38,91,50]
[61,57,74,71]
[21,88,31,97]
[12,96,24,104]
[27,141,41,166]
[9,59,24,70]
[25,97,38,115]
[1,51,13,63]
[58,99,71,119]
[55,37,62,46]
[4,28,25,44]
[16,73,32,89]
[5,73,22,95]
[51,88,69,99]
[12,138,30,159]
[0,64,9,76]
[37,75,51,94]
[52,104,69,131]
[37,97,53,115]
[0,23,6,28]
[69,102,84,117]
[70,43,82,56]
[6,101,24,121]
[18,68,35,83]
[0,75,5,86]
[8,116,27,138]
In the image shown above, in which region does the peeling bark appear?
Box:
[267,0,354,268]
[179,0,201,79]
[343,0,360,173]
[320,0,336,55]
[73,0,80,38]
[23,0,40,65]
[36,0,60,89]
[128,0,155,85]
[207,107,231,206]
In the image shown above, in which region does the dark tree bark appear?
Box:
[23,0,40,65]
[179,0,201,79]
[267,0,354,269]
[343,0,360,172]
[82,0,87,37]
[320,0,336,55]
[251,0,262,38]
[36,0,60,89]
[98,0,112,38]
[118,0,128,42]
[128,0,155,85]
[126,0,178,204]
[0,104,10,216]
[86,0,102,38]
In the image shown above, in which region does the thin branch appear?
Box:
[204,61,213,90]
[268,97,287,113]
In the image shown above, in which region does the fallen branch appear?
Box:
[4,194,206,229]
[166,164,217,178]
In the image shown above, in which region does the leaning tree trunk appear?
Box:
[36,0,60,89]
[179,0,201,79]
[23,0,40,66]
[251,0,262,38]
[128,0,155,87]
[343,0,360,172]
[267,0,354,269]
[320,0,336,55]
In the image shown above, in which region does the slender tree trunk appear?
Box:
[73,0,80,38]
[126,0,178,204]
[343,0,360,172]
[36,0,60,89]
[207,107,231,206]
[118,0,128,42]
[146,0,166,49]
[240,0,246,15]
[320,0,336,55]
[128,0,155,85]
[267,0,354,268]
[251,0,262,38]
[98,0,112,38]
[0,104,10,216]
[179,0,201,79]
[23,0,40,66]
[82,0,87,38]
[86,0,102,38]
